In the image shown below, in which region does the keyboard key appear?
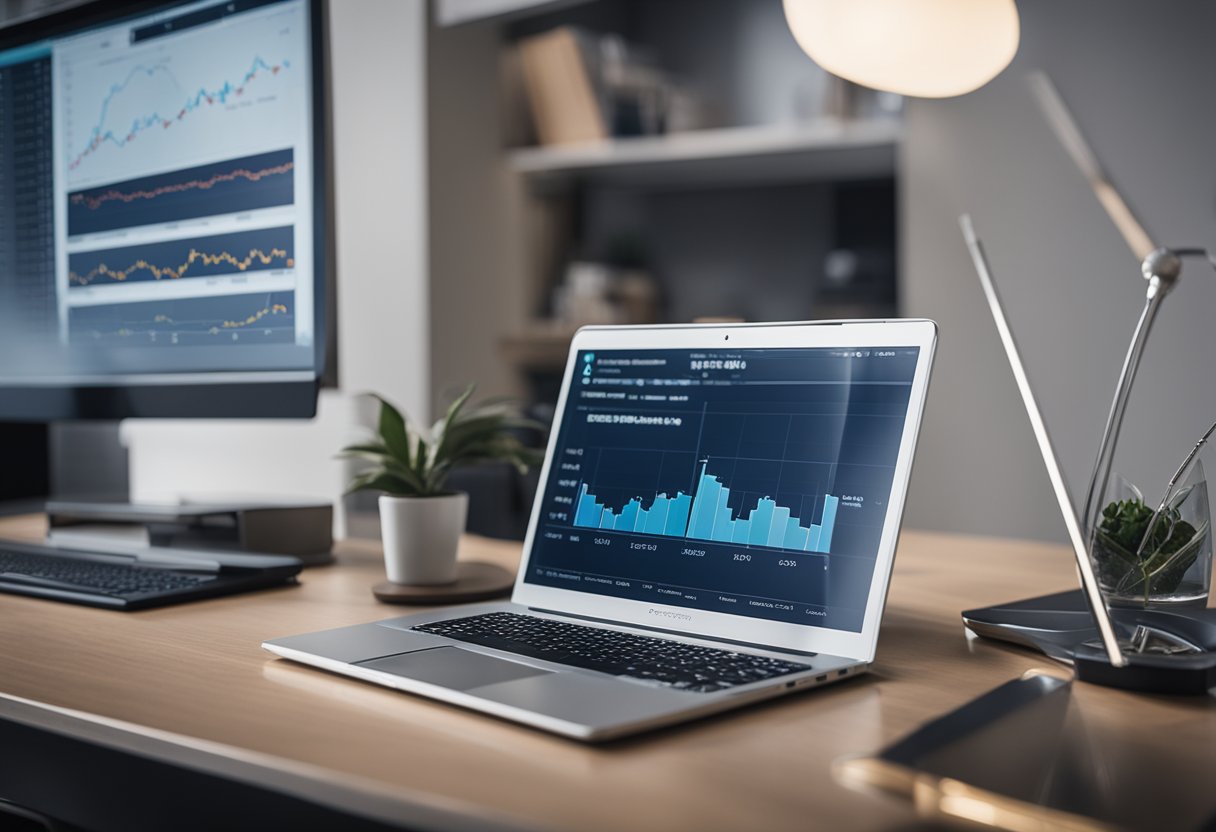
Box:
[414,612,811,693]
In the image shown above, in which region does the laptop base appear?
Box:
[963,590,1216,694]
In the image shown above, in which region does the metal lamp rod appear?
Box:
[1079,264,1172,537]
[1081,248,1216,545]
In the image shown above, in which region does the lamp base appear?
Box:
[963,590,1216,695]
[1072,643,1216,695]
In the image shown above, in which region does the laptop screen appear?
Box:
[525,345,920,633]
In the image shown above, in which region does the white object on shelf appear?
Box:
[507,119,901,186]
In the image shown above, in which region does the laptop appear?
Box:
[264,320,938,740]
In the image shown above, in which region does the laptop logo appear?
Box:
[648,609,693,622]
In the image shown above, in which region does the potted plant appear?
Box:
[341,387,544,585]
[1092,469,1211,608]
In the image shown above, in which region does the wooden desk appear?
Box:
[1,515,1212,831]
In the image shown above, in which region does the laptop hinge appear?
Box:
[527,606,820,658]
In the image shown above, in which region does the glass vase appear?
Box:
[1091,463,1212,608]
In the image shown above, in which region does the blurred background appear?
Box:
[3,0,1215,547]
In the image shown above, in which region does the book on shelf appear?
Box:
[517,26,607,147]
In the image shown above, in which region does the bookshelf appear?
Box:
[427,0,904,411]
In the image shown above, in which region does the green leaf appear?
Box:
[370,394,412,467]
[336,441,391,460]
[437,413,511,456]
[345,470,421,497]
[349,386,547,498]
[444,384,476,425]
[414,434,429,478]
[380,457,429,492]
[432,385,476,459]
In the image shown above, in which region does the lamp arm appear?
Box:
[1080,291,1163,538]
[1081,247,1216,546]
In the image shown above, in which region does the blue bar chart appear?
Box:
[573,460,837,554]
[574,486,694,538]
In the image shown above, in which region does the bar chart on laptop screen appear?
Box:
[527,347,920,632]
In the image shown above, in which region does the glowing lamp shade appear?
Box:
[782,0,1020,99]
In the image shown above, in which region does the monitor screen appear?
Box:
[526,346,921,633]
[0,0,326,417]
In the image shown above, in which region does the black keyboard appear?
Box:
[0,541,302,610]
[0,548,210,598]
[414,611,811,693]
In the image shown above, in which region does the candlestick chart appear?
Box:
[68,226,294,288]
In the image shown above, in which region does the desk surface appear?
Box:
[1,515,1213,831]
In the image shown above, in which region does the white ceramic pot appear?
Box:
[378,492,468,585]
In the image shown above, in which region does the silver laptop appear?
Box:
[264,320,938,741]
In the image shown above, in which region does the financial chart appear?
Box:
[67,226,294,287]
[527,347,919,632]
[58,17,302,191]
[69,290,295,346]
[49,0,314,355]
[67,148,294,236]
[574,461,840,553]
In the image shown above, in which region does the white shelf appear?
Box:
[434,0,592,27]
[507,119,901,187]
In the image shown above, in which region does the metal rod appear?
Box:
[960,215,1126,667]
[1130,248,1216,561]
[1028,72,1155,262]
[1080,291,1163,538]
[1134,419,1216,560]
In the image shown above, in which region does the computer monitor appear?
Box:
[0,0,331,421]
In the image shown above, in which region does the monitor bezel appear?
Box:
[512,320,938,662]
[0,0,330,419]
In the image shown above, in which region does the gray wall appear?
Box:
[902,1,1216,541]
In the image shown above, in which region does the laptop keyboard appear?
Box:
[413,611,811,693]
[0,548,211,598]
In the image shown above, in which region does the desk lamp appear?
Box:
[964,216,1216,694]
[961,75,1216,690]
[783,3,1216,688]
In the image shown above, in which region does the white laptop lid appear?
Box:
[512,320,937,661]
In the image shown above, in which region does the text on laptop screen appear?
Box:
[526,346,920,633]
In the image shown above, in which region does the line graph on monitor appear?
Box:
[68,290,296,346]
[66,55,290,174]
[58,4,306,189]
[68,225,294,288]
[67,149,295,236]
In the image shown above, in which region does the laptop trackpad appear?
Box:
[358,646,552,691]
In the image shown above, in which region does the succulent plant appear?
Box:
[1095,495,1203,604]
